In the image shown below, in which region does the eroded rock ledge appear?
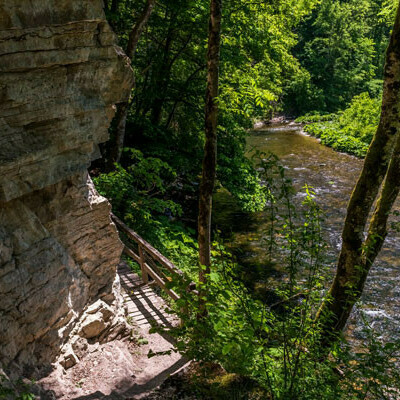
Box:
[0,0,133,374]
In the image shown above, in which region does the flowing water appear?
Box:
[213,123,400,340]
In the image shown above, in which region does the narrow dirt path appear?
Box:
[40,264,188,399]
[117,264,189,399]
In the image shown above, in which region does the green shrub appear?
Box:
[93,149,199,276]
[301,93,381,157]
[295,112,338,123]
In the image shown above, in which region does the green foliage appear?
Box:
[295,111,337,123]
[283,68,326,114]
[217,122,268,212]
[284,0,392,114]
[95,142,400,400]
[94,148,182,234]
[102,0,320,214]
[302,93,381,157]
[157,157,328,396]
[93,152,199,273]
[337,93,381,143]
[152,156,400,399]
[379,0,399,24]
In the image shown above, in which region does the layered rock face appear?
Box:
[0,0,133,370]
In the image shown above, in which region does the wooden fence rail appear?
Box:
[111,214,196,302]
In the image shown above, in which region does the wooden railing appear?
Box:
[112,214,196,301]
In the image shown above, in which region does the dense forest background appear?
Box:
[92,0,400,398]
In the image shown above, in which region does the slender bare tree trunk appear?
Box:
[150,27,174,125]
[316,4,400,347]
[126,0,156,60]
[198,0,222,315]
[106,0,156,171]
[165,64,205,129]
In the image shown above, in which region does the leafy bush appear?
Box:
[217,121,268,212]
[94,148,182,234]
[295,112,338,123]
[283,68,326,115]
[93,149,200,276]
[301,93,381,157]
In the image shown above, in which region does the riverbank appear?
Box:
[300,120,369,158]
[293,93,381,158]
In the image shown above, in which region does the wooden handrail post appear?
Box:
[138,245,149,283]
[179,305,188,327]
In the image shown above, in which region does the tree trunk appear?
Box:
[315,4,400,348]
[106,102,130,169]
[198,0,222,314]
[165,64,205,129]
[150,22,175,125]
[105,0,156,171]
[126,0,156,60]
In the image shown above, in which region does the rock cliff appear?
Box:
[0,0,133,372]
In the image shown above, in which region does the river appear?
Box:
[213,123,400,340]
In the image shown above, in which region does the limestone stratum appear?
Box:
[0,0,133,373]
